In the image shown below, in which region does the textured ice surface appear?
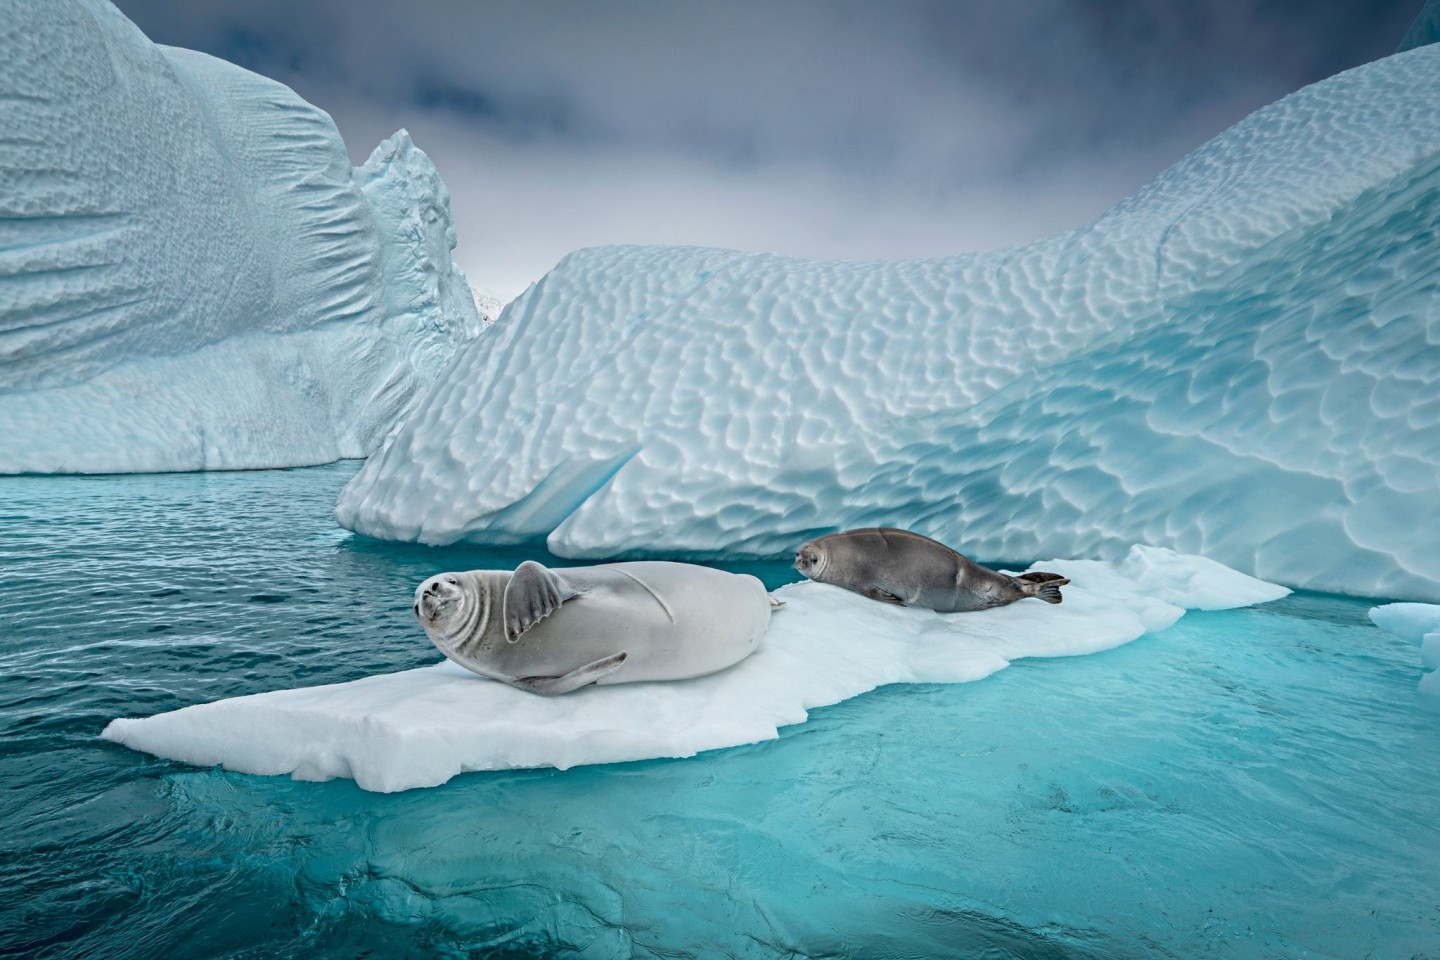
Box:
[103,547,1288,792]
[1370,602,1440,699]
[0,1,481,473]
[338,45,1440,602]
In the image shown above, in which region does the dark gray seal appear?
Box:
[793,527,1069,612]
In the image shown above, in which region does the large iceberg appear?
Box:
[337,45,1440,602]
[103,547,1289,792]
[0,1,482,473]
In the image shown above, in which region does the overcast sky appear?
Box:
[114,0,1422,302]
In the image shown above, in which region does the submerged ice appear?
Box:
[0,1,482,473]
[338,44,1440,603]
[103,547,1288,792]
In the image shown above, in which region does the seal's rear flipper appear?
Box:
[1017,572,1068,584]
[511,652,628,696]
[504,560,581,642]
[1017,571,1070,604]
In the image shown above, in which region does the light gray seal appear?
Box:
[793,527,1069,612]
[413,560,780,695]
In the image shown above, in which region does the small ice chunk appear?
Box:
[1369,602,1440,701]
[1369,603,1440,646]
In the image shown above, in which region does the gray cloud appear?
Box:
[114,0,1423,299]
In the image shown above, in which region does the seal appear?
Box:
[793,527,1069,612]
[413,560,780,695]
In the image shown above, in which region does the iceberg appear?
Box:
[102,547,1288,792]
[1369,602,1440,700]
[0,1,482,473]
[337,44,1440,603]
[1399,0,1440,52]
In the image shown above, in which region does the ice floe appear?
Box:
[104,547,1288,791]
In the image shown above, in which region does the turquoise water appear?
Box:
[2,463,1437,959]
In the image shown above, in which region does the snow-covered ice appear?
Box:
[1369,602,1440,700]
[103,547,1288,792]
[0,1,482,473]
[337,44,1440,603]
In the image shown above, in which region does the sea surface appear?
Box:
[1,463,1437,959]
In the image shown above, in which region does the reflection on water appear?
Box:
[1,463,1437,958]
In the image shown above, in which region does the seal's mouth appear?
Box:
[414,575,463,625]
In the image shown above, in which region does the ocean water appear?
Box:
[1,463,1437,959]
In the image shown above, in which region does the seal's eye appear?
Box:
[445,576,459,585]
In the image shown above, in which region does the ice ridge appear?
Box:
[337,45,1440,602]
[0,1,482,473]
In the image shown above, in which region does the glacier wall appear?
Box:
[337,46,1440,602]
[0,1,481,473]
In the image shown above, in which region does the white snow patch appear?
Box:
[104,547,1287,792]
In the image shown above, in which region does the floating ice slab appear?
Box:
[104,547,1288,792]
[337,44,1440,603]
[1370,602,1440,700]
[0,2,482,473]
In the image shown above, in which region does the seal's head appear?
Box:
[413,572,475,634]
[412,570,508,669]
[793,540,829,581]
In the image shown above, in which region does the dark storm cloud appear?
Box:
[112,0,1424,299]
[114,0,1419,169]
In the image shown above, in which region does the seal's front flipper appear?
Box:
[511,652,628,696]
[1016,571,1070,604]
[863,586,906,605]
[504,560,581,642]
[769,595,785,610]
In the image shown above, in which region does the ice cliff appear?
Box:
[338,44,1440,602]
[0,1,482,473]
